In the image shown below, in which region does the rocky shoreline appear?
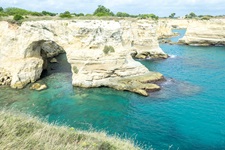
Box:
[0,19,171,96]
[1,18,224,96]
[179,19,225,46]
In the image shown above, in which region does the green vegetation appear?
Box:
[169,13,176,18]
[0,109,140,150]
[93,5,114,17]
[116,12,130,17]
[138,14,158,20]
[59,11,72,18]
[103,45,115,54]
[185,12,197,18]
[13,14,24,21]
[42,11,57,16]
[72,66,79,74]
[0,5,160,21]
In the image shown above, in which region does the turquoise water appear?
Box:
[1,29,225,149]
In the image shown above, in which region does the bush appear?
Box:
[30,12,43,16]
[42,11,57,16]
[59,11,72,18]
[13,14,24,21]
[72,66,79,74]
[93,5,114,17]
[201,16,210,20]
[103,45,115,54]
[138,14,158,20]
[0,12,8,17]
[116,12,130,17]
[5,7,30,16]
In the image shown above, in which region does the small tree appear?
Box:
[59,11,72,18]
[185,12,197,18]
[189,12,197,18]
[169,13,176,18]
[0,7,3,12]
[93,5,114,16]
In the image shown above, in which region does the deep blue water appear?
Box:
[1,29,225,149]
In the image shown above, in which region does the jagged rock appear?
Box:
[30,83,47,91]
[50,58,58,63]
[179,19,225,46]
[0,20,168,96]
[0,69,12,86]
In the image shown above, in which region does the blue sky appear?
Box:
[0,0,224,17]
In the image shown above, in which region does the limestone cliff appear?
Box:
[179,19,225,46]
[0,20,166,96]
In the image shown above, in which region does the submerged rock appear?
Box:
[30,83,47,91]
[50,58,58,63]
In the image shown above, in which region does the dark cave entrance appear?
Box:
[27,40,71,79]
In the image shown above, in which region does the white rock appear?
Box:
[0,20,167,94]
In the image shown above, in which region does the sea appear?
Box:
[0,29,225,150]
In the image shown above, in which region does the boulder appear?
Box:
[30,83,47,91]
[50,58,58,63]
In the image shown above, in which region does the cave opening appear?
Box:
[28,40,72,79]
[39,41,71,79]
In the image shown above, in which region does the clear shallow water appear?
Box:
[1,29,225,149]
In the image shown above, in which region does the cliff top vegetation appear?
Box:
[0,109,141,150]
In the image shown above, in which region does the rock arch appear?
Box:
[0,20,167,96]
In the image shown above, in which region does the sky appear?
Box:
[0,0,224,17]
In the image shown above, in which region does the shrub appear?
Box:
[59,11,72,18]
[93,5,114,17]
[138,14,158,20]
[5,7,30,16]
[116,12,130,17]
[13,14,24,21]
[42,11,57,16]
[103,45,115,54]
[0,12,8,17]
[30,12,43,16]
[72,66,79,74]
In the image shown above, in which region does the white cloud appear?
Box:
[0,0,224,16]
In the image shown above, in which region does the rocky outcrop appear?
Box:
[30,83,47,91]
[156,21,175,39]
[0,20,167,96]
[179,19,225,46]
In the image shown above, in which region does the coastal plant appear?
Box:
[73,66,79,74]
[42,11,57,16]
[0,109,141,150]
[138,14,158,20]
[93,5,114,17]
[169,13,176,18]
[13,14,24,21]
[59,11,72,18]
[103,45,115,54]
[5,7,30,16]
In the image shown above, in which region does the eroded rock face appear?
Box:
[179,19,225,46]
[0,20,167,95]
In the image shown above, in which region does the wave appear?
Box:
[169,54,177,58]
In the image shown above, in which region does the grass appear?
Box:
[0,109,141,150]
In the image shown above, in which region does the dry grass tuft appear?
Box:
[0,109,141,150]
